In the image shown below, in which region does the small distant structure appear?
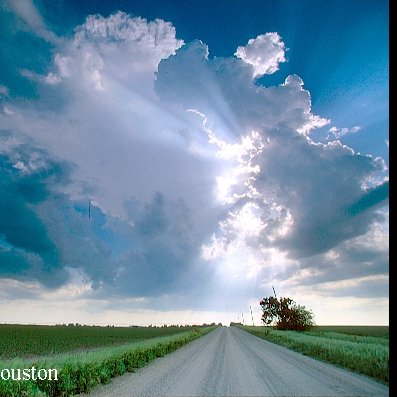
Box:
[250,305,254,326]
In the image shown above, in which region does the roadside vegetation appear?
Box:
[0,324,217,397]
[241,325,389,385]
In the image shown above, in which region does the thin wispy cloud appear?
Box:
[328,125,362,139]
[4,0,60,44]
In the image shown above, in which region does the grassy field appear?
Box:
[241,325,389,385]
[0,324,216,397]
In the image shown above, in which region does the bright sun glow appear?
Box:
[229,202,264,236]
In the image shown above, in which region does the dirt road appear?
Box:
[87,326,388,396]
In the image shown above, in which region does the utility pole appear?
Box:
[88,200,91,219]
[272,285,279,319]
[242,313,244,325]
[250,305,254,326]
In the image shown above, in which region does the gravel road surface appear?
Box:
[86,326,388,396]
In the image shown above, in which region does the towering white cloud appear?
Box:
[155,36,388,293]
[0,4,388,325]
[46,11,183,94]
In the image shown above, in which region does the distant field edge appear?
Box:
[310,325,389,337]
[239,325,389,386]
[0,326,217,397]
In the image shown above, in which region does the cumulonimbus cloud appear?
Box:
[0,7,388,310]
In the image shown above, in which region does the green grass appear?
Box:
[241,325,389,385]
[0,325,217,397]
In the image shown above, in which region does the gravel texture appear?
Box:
[86,326,389,396]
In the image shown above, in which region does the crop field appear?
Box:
[242,325,389,385]
[0,324,216,397]
[0,324,208,359]
[310,325,389,338]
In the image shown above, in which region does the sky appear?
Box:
[0,0,389,326]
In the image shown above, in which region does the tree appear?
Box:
[259,296,315,331]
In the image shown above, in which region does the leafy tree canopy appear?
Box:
[260,296,315,331]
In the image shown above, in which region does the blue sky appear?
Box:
[0,0,389,326]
